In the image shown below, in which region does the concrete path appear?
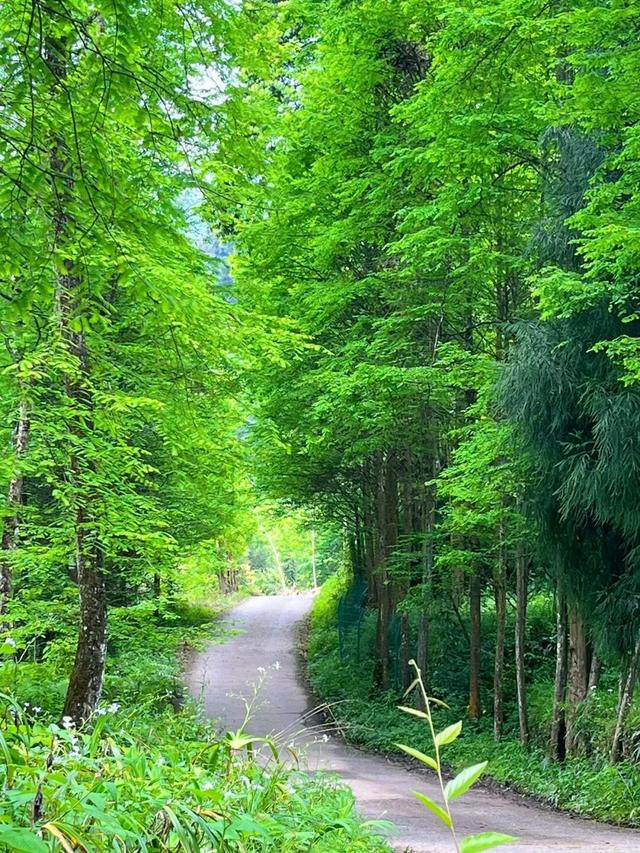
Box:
[185,594,640,853]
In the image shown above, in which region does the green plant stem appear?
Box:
[411,660,459,852]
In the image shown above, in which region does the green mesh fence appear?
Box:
[337,579,368,662]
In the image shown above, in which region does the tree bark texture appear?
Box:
[565,605,588,757]
[515,548,530,748]
[610,637,640,764]
[550,581,568,760]
[469,568,482,720]
[45,27,108,725]
[493,540,506,740]
[0,397,30,615]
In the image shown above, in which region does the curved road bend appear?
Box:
[185,594,639,853]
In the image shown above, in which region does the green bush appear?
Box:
[0,591,392,851]
[0,701,391,851]
[307,577,640,826]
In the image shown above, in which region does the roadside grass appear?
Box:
[308,574,640,827]
[0,591,393,851]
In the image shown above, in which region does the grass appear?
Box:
[0,589,392,851]
[307,573,640,827]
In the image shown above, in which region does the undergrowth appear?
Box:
[308,574,640,827]
[0,592,391,851]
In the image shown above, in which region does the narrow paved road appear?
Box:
[186,595,639,852]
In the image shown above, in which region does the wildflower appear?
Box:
[32,707,41,715]
[273,661,281,670]
[257,666,266,674]
[107,702,120,714]
[4,638,16,647]
[201,781,215,791]
[223,790,233,800]
[157,756,166,766]
[61,716,74,730]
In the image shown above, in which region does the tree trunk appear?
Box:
[45,28,108,726]
[588,653,602,693]
[565,605,588,756]
[469,569,482,720]
[0,397,30,615]
[610,637,640,764]
[493,545,506,740]
[416,612,429,704]
[374,456,398,691]
[416,464,435,708]
[264,529,287,593]
[515,548,530,748]
[400,611,411,691]
[62,543,108,723]
[550,580,568,760]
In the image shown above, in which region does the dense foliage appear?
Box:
[2,0,640,842]
[214,0,640,810]
[0,2,388,849]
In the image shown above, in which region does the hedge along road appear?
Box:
[185,594,639,852]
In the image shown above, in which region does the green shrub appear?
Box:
[0,701,391,851]
[307,578,640,827]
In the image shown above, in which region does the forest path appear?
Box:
[185,594,639,853]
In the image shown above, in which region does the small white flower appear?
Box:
[321,734,329,743]
[223,790,233,800]
[107,702,120,714]
[4,638,16,647]
[32,707,41,714]
[157,756,166,766]
[201,781,215,791]
[257,666,266,674]
[61,716,74,730]
[272,661,281,671]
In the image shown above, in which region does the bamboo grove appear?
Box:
[217,0,640,765]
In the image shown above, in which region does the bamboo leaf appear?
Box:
[444,761,487,801]
[434,721,462,747]
[460,831,518,852]
[394,743,438,771]
[412,791,452,828]
[398,705,428,720]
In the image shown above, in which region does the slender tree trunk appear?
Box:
[375,456,399,691]
[45,29,108,725]
[469,568,482,720]
[565,605,588,757]
[0,396,30,615]
[515,548,530,748]
[311,529,318,589]
[493,539,506,740]
[588,653,602,693]
[416,457,436,707]
[550,581,568,760]
[264,529,286,593]
[400,611,411,691]
[610,638,640,764]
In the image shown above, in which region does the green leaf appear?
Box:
[0,828,49,853]
[460,831,518,852]
[444,761,487,801]
[394,743,438,771]
[434,720,462,747]
[412,791,452,828]
[397,705,428,720]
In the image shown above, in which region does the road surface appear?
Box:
[185,594,639,852]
